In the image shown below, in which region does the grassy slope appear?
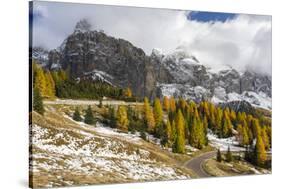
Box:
[202,158,271,177]
[30,104,196,188]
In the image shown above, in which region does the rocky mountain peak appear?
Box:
[32,46,49,67]
[151,48,164,61]
[74,19,92,33]
[31,19,271,109]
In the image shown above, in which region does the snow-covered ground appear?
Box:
[30,113,190,187]
[68,115,196,155]
[207,130,245,152]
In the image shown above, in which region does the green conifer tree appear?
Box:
[226,146,233,162]
[84,106,94,125]
[108,106,117,128]
[33,87,44,115]
[217,148,222,162]
[73,107,82,121]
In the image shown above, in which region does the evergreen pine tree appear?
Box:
[222,112,233,138]
[116,106,129,132]
[171,120,176,142]
[108,106,117,128]
[73,107,82,121]
[153,98,163,132]
[34,66,47,97]
[169,97,176,113]
[58,70,67,81]
[173,110,186,153]
[230,110,237,122]
[203,116,208,145]
[237,124,244,145]
[165,119,172,145]
[189,114,206,149]
[33,87,44,115]
[143,97,155,133]
[51,71,59,85]
[84,106,94,125]
[98,98,103,108]
[255,135,267,166]
[217,148,222,162]
[215,108,223,134]
[123,87,132,98]
[252,118,261,138]
[242,127,250,146]
[261,127,269,150]
[140,130,147,141]
[178,98,187,112]
[45,71,56,98]
[163,96,170,112]
[226,146,233,162]
[184,107,191,140]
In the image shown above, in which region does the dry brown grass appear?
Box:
[30,104,197,187]
[203,158,260,177]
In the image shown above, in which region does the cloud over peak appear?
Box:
[31,1,272,75]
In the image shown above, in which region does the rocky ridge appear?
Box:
[32,19,272,110]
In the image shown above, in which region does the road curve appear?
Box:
[185,151,216,178]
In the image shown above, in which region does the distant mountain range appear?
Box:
[32,19,272,110]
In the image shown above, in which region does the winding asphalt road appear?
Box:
[184,151,216,178]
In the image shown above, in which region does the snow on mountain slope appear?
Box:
[81,69,114,85]
[30,111,190,188]
[158,83,211,102]
[32,47,49,67]
[159,82,271,110]
[211,90,272,110]
[158,47,207,84]
[155,46,271,110]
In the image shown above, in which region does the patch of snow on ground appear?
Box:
[31,118,190,187]
[207,130,245,152]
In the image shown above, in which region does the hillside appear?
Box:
[29,104,194,188]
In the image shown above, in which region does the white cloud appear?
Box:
[31,1,272,75]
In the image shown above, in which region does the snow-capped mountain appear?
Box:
[32,46,49,67]
[31,19,272,110]
[153,46,271,110]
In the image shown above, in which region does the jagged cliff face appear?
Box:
[32,19,271,109]
[37,19,171,99]
[151,47,271,109]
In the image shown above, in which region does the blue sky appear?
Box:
[188,11,237,22]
